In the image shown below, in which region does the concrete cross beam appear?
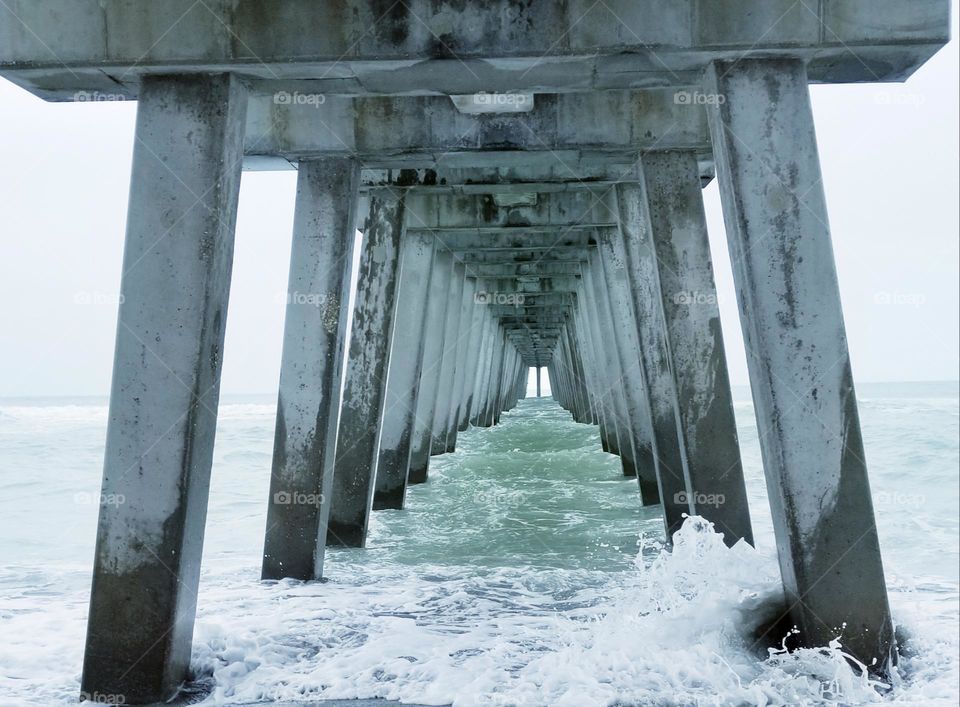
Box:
[437,231,596,251]
[489,311,569,321]
[476,292,573,305]
[480,279,581,294]
[467,265,583,279]
[404,189,617,232]
[243,90,711,167]
[455,248,589,265]
[500,320,566,329]
[358,163,717,192]
[0,0,948,99]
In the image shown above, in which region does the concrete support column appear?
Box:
[408,250,452,484]
[474,320,497,427]
[493,330,509,424]
[564,321,591,423]
[706,58,893,670]
[616,182,690,540]
[458,282,485,430]
[481,327,506,426]
[580,262,624,457]
[373,232,436,510]
[451,278,479,432]
[469,310,494,426]
[536,367,542,397]
[81,74,246,705]
[326,189,406,548]
[596,227,662,505]
[444,274,475,451]
[572,305,604,432]
[586,254,638,477]
[572,292,606,445]
[557,332,576,414]
[431,262,465,454]
[510,360,524,407]
[641,150,753,545]
[501,346,518,412]
[549,361,561,405]
[261,157,359,581]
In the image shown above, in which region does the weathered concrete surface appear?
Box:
[431,263,465,453]
[405,190,616,232]
[615,182,691,541]
[373,233,436,510]
[580,261,625,457]
[1,1,947,100]
[564,320,594,424]
[479,328,507,427]
[444,276,477,450]
[468,311,495,427]
[706,58,894,672]
[326,190,405,548]
[585,254,635,472]
[455,279,484,431]
[245,90,710,166]
[595,228,662,505]
[81,74,246,705]
[407,250,453,484]
[640,150,753,547]
[571,305,607,445]
[262,158,360,581]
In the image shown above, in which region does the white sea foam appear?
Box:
[185,517,944,706]
[0,389,956,706]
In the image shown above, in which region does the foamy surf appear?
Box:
[0,388,956,705]
[185,517,922,706]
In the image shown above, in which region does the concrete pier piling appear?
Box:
[262,158,360,580]
[2,1,946,698]
[616,181,693,540]
[706,58,895,670]
[432,263,466,454]
[407,250,453,484]
[326,190,406,548]
[595,227,662,505]
[640,151,754,547]
[372,233,436,511]
[81,74,247,704]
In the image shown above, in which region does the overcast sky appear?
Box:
[0,19,956,398]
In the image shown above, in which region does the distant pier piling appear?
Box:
[0,1,948,701]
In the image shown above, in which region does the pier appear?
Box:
[0,2,950,703]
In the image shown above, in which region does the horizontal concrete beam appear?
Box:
[405,189,616,231]
[1,1,948,99]
[499,319,567,328]
[244,91,711,166]
[482,292,574,305]
[359,163,716,191]
[438,232,596,251]
[457,248,589,265]
[468,265,583,279]
[479,278,582,292]
[487,305,574,317]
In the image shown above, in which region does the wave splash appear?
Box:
[191,517,899,706]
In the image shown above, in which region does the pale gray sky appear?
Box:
[0,19,956,397]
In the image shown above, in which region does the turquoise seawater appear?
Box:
[0,384,957,705]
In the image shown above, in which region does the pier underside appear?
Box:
[0,1,949,703]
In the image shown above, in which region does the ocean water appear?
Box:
[0,384,957,706]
